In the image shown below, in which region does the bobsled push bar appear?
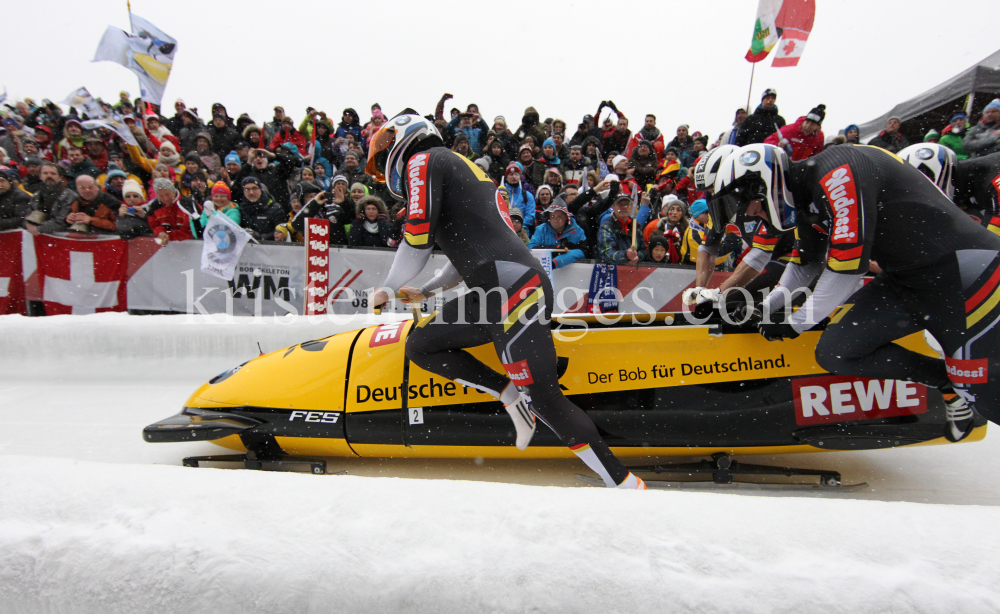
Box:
[577,453,869,492]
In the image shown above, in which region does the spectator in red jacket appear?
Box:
[764,104,826,161]
[146,177,197,244]
[269,116,308,154]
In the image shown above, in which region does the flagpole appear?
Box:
[745,62,756,117]
[127,0,134,31]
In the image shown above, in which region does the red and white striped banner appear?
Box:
[304,218,330,315]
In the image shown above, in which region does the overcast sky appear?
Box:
[5,0,997,141]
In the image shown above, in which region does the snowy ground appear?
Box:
[2,313,1000,613]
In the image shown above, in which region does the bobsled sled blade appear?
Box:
[574,474,869,492]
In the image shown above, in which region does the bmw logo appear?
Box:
[206,225,237,254]
[395,116,412,126]
[916,147,934,160]
[739,151,760,166]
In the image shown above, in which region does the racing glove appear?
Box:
[758,321,800,342]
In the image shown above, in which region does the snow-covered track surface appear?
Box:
[2,313,1000,613]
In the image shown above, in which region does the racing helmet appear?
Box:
[898,143,957,200]
[365,115,442,200]
[693,144,739,191]
[712,143,796,231]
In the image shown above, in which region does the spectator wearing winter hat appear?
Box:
[679,198,712,264]
[507,206,530,245]
[55,119,86,161]
[223,151,241,178]
[229,146,298,210]
[451,131,474,159]
[597,192,645,265]
[963,99,1000,158]
[177,109,205,153]
[146,177,199,244]
[843,124,861,145]
[145,113,173,140]
[196,182,240,237]
[645,235,678,264]
[477,138,510,184]
[350,195,394,248]
[237,175,285,241]
[503,162,536,228]
[535,184,556,223]
[21,156,44,193]
[116,178,152,241]
[83,136,109,173]
[720,108,749,146]
[628,140,660,186]
[207,114,242,160]
[102,168,128,201]
[940,113,970,160]
[736,88,786,146]
[192,132,222,174]
[528,201,587,269]
[269,116,308,156]
[868,116,910,154]
[643,194,687,245]
[764,104,826,161]
[0,168,31,230]
[924,129,941,144]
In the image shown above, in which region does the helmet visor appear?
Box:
[711,172,764,225]
[365,126,396,181]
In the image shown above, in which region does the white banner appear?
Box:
[200,213,251,281]
[92,15,176,105]
[62,87,107,119]
[80,116,138,147]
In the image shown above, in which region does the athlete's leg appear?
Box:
[405,293,535,446]
[406,293,509,396]
[485,266,641,488]
[815,276,949,386]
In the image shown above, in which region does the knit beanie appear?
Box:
[122,179,144,198]
[152,177,176,193]
[805,104,826,125]
[224,151,240,166]
[689,199,709,217]
[985,99,1000,113]
[211,183,231,198]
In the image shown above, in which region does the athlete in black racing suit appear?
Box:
[954,151,1000,235]
[728,143,1000,442]
[368,115,644,489]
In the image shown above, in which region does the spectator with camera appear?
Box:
[292,178,351,245]
[116,179,152,240]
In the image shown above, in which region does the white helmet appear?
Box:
[898,143,957,200]
[366,114,443,200]
[713,143,796,231]
[693,144,739,191]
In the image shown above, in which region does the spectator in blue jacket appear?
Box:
[528,200,587,269]
[597,193,645,265]
[503,162,536,228]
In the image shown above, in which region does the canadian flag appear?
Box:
[33,235,128,315]
[772,30,809,67]
[0,230,26,315]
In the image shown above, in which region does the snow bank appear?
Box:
[1,456,999,614]
[0,313,405,381]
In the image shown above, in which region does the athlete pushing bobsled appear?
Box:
[367,115,645,489]
[712,142,1000,442]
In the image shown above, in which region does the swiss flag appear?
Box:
[0,230,26,315]
[33,235,128,315]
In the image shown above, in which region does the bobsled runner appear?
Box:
[144,312,986,485]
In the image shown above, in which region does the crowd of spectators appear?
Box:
[3,89,1000,268]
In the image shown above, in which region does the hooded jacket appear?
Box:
[335,108,363,142]
[736,105,787,146]
[514,107,549,150]
[349,195,394,247]
[527,207,587,268]
[268,125,308,155]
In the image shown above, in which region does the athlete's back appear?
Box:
[403,147,540,282]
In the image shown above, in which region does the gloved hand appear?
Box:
[682,287,705,306]
[759,321,800,341]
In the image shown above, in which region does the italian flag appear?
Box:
[745,0,783,63]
